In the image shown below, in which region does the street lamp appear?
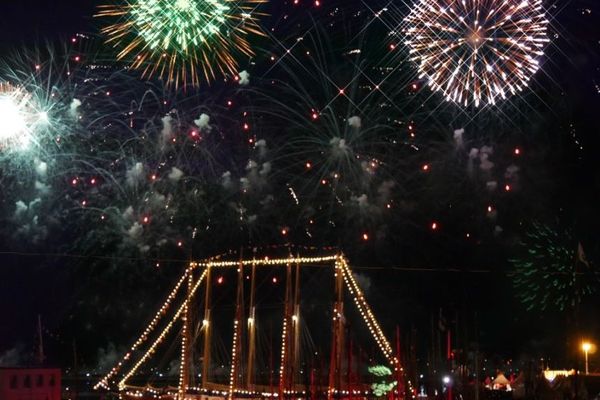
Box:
[582,342,592,375]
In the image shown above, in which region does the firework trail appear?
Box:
[0,43,263,261]
[238,20,441,244]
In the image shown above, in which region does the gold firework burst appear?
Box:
[404,0,550,107]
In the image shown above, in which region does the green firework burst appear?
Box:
[97,0,266,87]
[132,0,229,53]
[510,223,598,312]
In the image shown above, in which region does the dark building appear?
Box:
[0,368,61,400]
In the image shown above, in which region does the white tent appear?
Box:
[492,373,510,390]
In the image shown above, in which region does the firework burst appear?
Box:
[96,0,266,87]
[0,44,88,160]
[0,82,49,151]
[403,0,550,107]
[510,223,598,312]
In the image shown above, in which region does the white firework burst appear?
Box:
[404,0,550,107]
[0,82,49,151]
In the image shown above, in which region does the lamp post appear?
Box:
[582,342,592,375]
[442,375,452,400]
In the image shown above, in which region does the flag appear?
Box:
[438,308,447,331]
[577,242,589,267]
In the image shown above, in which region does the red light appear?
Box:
[487,205,493,213]
[177,241,183,247]
[90,178,96,185]
[514,148,521,155]
[311,112,318,120]
[71,178,77,186]
[431,222,438,230]
[339,89,345,95]
[243,123,249,131]
[305,162,312,169]
[362,233,369,241]
[315,0,320,6]
[505,184,511,191]
[272,276,278,284]
[227,100,233,107]
[422,164,429,171]
[143,216,150,224]
[281,228,288,236]
[389,44,396,50]
[217,276,224,285]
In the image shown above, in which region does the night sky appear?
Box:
[0,0,599,376]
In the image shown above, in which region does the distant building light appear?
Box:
[543,370,574,382]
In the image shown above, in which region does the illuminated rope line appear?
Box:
[178,271,194,397]
[229,318,240,400]
[94,268,192,390]
[339,263,389,358]
[279,304,289,393]
[339,258,394,361]
[352,285,393,356]
[279,318,289,390]
[118,268,207,390]
[228,260,247,400]
[192,255,339,268]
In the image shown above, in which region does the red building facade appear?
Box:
[0,368,61,400]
